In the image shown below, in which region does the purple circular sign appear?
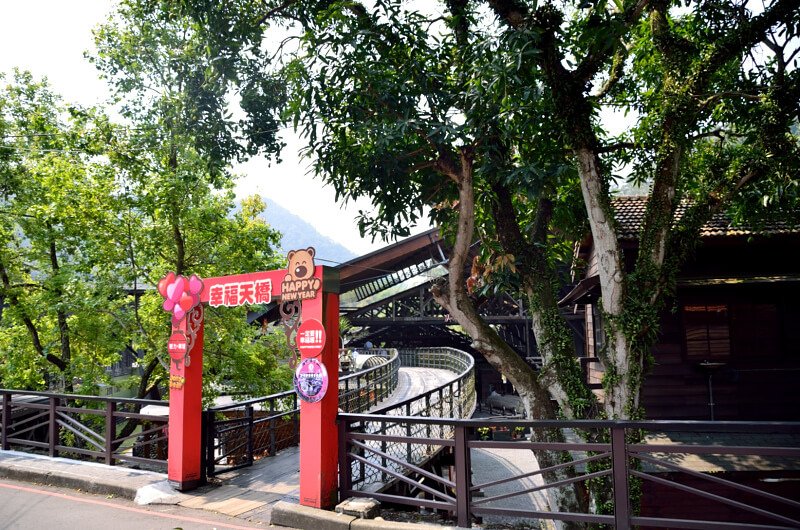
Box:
[294,358,329,403]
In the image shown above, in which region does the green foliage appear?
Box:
[0,72,124,390]
[115,0,797,409]
[0,66,287,397]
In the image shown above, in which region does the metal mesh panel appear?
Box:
[350,347,475,490]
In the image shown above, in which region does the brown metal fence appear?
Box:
[338,416,800,528]
[343,347,476,490]
[203,348,401,477]
[0,389,168,470]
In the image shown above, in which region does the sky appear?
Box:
[0,0,408,257]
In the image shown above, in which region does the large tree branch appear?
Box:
[254,0,297,27]
[690,0,800,95]
[575,0,651,84]
[47,224,72,390]
[490,182,598,419]
[0,258,67,372]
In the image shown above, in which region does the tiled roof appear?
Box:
[612,195,800,240]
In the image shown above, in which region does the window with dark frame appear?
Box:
[683,303,731,360]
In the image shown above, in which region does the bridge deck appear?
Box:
[187,366,454,520]
[369,367,454,411]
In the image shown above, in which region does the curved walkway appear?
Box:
[369,367,454,411]
[191,365,459,523]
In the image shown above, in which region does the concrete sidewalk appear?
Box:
[0,449,169,500]
[0,450,453,529]
[0,449,292,526]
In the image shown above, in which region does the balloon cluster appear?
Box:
[158,272,204,325]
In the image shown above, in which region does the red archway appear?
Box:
[160,257,340,509]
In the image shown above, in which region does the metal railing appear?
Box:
[203,348,401,477]
[0,389,168,470]
[203,390,299,477]
[339,349,400,413]
[338,416,800,528]
[341,347,476,491]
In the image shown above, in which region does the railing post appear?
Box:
[457,378,463,418]
[454,424,470,528]
[449,383,454,416]
[105,401,116,465]
[438,389,444,438]
[200,409,207,484]
[338,417,351,497]
[1,392,10,450]
[246,404,255,466]
[269,398,277,456]
[292,394,299,445]
[48,396,58,458]
[406,403,413,463]
[204,410,215,478]
[425,395,431,439]
[611,424,631,529]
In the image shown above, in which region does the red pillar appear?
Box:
[299,269,340,509]
[167,313,205,491]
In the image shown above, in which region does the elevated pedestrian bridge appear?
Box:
[3,348,799,529]
[203,347,474,481]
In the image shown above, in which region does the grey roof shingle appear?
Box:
[612,195,800,240]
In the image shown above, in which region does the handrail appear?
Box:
[203,348,401,476]
[0,388,165,406]
[1,389,168,469]
[338,415,800,528]
[374,347,473,415]
[341,347,476,492]
[339,349,401,413]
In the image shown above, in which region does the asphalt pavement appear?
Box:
[0,478,260,530]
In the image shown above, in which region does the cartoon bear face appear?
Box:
[286,247,315,281]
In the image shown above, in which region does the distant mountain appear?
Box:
[261,198,357,264]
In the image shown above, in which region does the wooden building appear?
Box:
[564,196,800,421]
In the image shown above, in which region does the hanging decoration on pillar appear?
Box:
[294,357,329,403]
[280,299,302,368]
[293,318,328,402]
[158,272,204,380]
[280,247,320,368]
[158,272,204,325]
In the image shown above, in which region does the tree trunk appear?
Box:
[48,225,73,393]
[430,147,588,522]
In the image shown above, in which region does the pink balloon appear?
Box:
[166,280,178,300]
[163,299,175,312]
[188,274,203,295]
[173,306,186,323]
[173,277,187,301]
[158,272,175,297]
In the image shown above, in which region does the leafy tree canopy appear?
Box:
[145,0,799,420]
[0,70,291,399]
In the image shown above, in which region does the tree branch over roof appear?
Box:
[689,0,800,95]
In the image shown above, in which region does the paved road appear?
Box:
[0,479,262,530]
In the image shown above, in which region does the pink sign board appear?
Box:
[207,278,273,307]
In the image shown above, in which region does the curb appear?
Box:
[0,450,165,500]
[0,462,141,499]
[271,501,457,530]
